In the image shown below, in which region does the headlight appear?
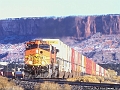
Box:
[36,49,39,53]
[42,61,45,65]
[29,61,33,64]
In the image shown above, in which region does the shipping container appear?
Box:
[81,55,85,75]
[101,67,104,76]
[66,46,69,62]
[86,58,92,75]
[15,71,24,78]
[63,60,70,72]
[78,53,81,73]
[59,58,64,71]
[3,71,14,78]
[74,50,78,64]
[99,66,102,76]
[69,62,71,73]
[69,46,72,63]
[71,48,75,72]
[78,53,81,66]
[62,44,67,61]
[76,64,81,76]
[92,61,96,75]
[42,39,108,78]
[96,64,99,75]
[42,39,64,59]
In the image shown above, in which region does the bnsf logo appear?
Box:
[25,54,43,60]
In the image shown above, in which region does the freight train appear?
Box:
[23,39,109,79]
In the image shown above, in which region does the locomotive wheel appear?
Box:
[24,72,31,79]
[43,72,49,78]
[64,72,69,78]
[69,72,73,78]
[59,71,65,78]
[54,70,58,78]
[51,69,58,78]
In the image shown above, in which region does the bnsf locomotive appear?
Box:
[24,39,108,79]
[24,40,59,79]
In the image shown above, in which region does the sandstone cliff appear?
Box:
[0,14,120,38]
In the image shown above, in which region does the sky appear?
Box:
[0,0,120,19]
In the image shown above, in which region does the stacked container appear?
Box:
[77,53,81,75]
[42,39,109,78]
[3,71,14,78]
[81,55,85,75]
[86,58,92,75]
[92,60,96,75]
[42,39,65,72]
[15,71,24,78]
[74,50,78,75]
[99,66,102,76]
[71,48,75,72]
[68,46,72,73]
[101,67,104,76]
[96,64,99,75]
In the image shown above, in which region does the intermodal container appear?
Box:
[75,64,77,72]
[15,71,24,78]
[71,48,75,72]
[3,71,14,78]
[69,62,71,73]
[42,39,64,59]
[64,60,70,72]
[74,50,78,64]
[62,44,67,61]
[101,67,104,76]
[96,64,99,75]
[78,53,81,72]
[67,46,71,62]
[86,58,92,75]
[92,61,96,75]
[99,66,102,76]
[59,58,64,71]
[81,55,85,74]
[79,53,82,65]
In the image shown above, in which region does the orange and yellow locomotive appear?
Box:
[24,40,59,78]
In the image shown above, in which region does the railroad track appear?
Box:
[16,78,120,89]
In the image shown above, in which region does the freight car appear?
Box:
[0,71,24,79]
[23,39,108,79]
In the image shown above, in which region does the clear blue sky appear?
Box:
[0,0,120,19]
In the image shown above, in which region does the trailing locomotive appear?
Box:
[23,39,109,79]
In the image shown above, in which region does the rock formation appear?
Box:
[0,14,120,38]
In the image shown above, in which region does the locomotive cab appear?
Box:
[24,40,59,79]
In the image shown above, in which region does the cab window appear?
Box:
[26,44,38,50]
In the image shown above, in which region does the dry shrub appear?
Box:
[67,75,120,84]
[63,84,71,90]
[34,81,71,90]
[4,86,24,90]
[34,81,60,90]
[0,76,24,90]
[67,75,103,83]
[116,76,120,83]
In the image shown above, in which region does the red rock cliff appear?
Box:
[0,15,120,38]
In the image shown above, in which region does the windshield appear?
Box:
[39,44,50,50]
[26,44,38,50]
